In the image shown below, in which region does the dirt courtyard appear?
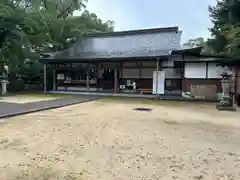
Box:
[0,98,240,180]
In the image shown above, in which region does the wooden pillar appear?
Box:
[86,65,90,92]
[231,66,236,109]
[97,63,100,91]
[44,64,47,92]
[114,63,118,93]
[139,62,142,79]
[155,58,159,98]
[120,62,123,78]
[206,62,209,79]
[52,65,56,91]
[181,54,185,94]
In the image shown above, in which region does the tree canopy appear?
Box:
[182,37,213,54]
[183,0,240,57]
[0,0,114,73]
[207,0,240,56]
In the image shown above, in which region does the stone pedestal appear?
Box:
[216,68,236,111]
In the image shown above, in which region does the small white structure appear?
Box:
[152,71,165,95]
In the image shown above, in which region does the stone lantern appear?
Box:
[0,64,9,96]
[216,67,236,111]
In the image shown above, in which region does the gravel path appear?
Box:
[0,100,239,179]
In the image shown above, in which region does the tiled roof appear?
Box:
[170,47,203,56]
[42,26,182,61]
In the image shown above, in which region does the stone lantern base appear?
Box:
[216,96,236,111]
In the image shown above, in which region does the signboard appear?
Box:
[152,71,165,95]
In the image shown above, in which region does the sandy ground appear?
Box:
[0,99,240,180]
[0,95,61,104]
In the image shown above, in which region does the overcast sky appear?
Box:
[85,0,217,43]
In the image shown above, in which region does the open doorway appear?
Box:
[100,68,115,91]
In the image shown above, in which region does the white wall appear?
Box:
[184,63,207,78]
[184,62,224,79]
[207,63,223,78]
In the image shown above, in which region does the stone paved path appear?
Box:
[0,95,101,119]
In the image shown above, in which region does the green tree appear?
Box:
[207,0,240,55]
[183,37,205,48]
[183,37,214,54]
[0,0,114,75]
[226,24,240,56]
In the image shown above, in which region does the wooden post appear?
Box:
[139,62,142,79]
[86,65,90,92]
[228,0,236,108]
[44,64,47,92]
[52,65,56,91]
[114,63,118,93]
[231,67,236,109]
[155,58,159,98]
[97,63,100,91]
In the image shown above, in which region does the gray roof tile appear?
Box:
[48,27,182,60]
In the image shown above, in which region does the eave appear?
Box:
[39,55,169,64]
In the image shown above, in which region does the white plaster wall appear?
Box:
[184,63,207,78]
[207,63,223,78]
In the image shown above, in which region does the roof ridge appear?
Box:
[85,26,179,37]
